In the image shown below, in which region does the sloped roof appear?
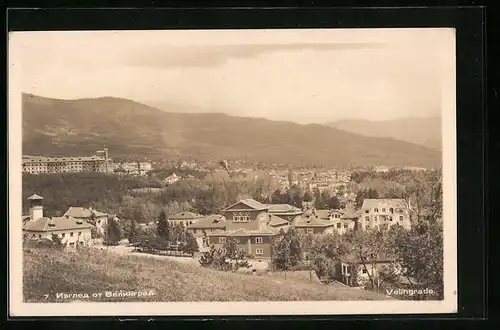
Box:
[313,209,331,220]
[64,207,108,218]
[223,199,268,211]
[208,225,278,237]
[293,215,334,228]
[361,199,407,210]
[341,209,360,219]
[169,211,204,220]
[226,228,251,236]
[251,226,279,235]
[27,194,43,200]
[186,215,226,229]
[23,216,93,232]
[267,204,302,213]
[268,214,290,227]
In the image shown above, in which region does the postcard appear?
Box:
[9,28,457,316]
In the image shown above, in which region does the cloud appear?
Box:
[124,43,386,68]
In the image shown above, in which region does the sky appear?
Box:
[12,28,455,124]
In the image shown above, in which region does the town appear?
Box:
[22,148,443,302]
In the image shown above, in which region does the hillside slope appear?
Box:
[22,93,441,168]
[328,117,442,150]
[23,248,391,302]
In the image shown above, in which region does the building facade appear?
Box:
[359,199,411,230]
[206,199,278,259]
[22,149,111,175]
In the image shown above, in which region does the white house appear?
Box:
[359,198,411,230]
[22,194,93,248]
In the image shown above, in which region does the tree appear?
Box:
[183,232,199,256]
[271,228,303,271]
[156,210,171,242]
[51,233,65,249]
[393,221,444,298]
[325,195,341,210]
[127,218,139,243]
[344,227,396,292]
[105,217,122,245]
[303,190,313,203]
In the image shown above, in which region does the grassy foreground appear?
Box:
[23,247,391,302]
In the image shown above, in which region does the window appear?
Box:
[70,232,74,237]
[97,220,101,224]
[399,216,403,221]
[365,216,369,221]
[38,234,42,239]
[62,233,66,238]
[374,208,379,212]
[344,223,348,229]
[342,265,346,273]
[389,216,393,221]
[78,232,81,236]
[337,223,341,229]
[382,208,386,212]
[219,237,226,244]
[255,237,263,244]
[362,268,367,274]
[374,216,378,222]
[365,210,369,214]
[69,242,75,247]
[389,208,394,214]
[255,248,264,255]
[31,234,35,238]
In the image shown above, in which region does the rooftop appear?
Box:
[169,211,204,220]
[361,199,407,210]
[63,207,108,218]
[268,214,290,227]
[23,216,93,232]
[267,204,302,214]
[293,215,334,228]
[187,215,226,229]
[27,193,44,200]
[223,199,269,211]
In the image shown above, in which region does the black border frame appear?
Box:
[6,7,486,322]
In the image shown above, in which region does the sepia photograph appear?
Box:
[9,28,457,316]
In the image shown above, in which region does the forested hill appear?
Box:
[22,93,441,168]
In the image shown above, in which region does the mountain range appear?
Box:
[328,117,442,150]
[21,93,441,168]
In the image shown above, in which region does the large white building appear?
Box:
[22,148,111,175]
[359,198,411,230]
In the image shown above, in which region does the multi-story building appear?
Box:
[22,148,111,174]
[168,211,204,227]
[22,194,93,248]
[206,199,278,260]
[359,198,411,230]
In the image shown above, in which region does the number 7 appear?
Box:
[44,294,49,299]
